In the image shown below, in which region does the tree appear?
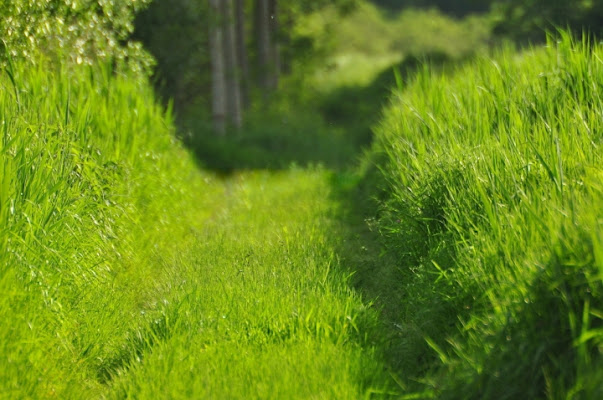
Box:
[368,0,494,16]
[133,0,210,110]
[254,0,277,90]
[0,0,152,72]
[134,0,360,134]
[209,0,243,134]
[492,0,603,43]
[235,0,250,107]
[222,0,243,129]
[209,0,227,134]
[269,0,281,88]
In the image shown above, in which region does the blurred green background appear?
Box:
[126,0,603,171]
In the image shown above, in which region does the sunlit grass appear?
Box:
[365,32,603,398]
[106,168,397,398]
[0,55,220,397]
[0,57,396,398]
[3,9,601,400]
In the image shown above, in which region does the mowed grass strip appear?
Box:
[107,169,396,399]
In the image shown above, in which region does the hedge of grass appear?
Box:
[0,56,215,397]
[365,33,602,398]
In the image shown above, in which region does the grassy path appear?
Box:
[101,167,396,398]
[0,58,399,399]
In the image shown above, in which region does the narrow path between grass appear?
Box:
[104,167,399,398]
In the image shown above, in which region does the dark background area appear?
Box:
[370,0,495,16]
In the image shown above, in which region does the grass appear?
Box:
[2,5,601,398]
[107,168,397,398]
[0,55,398,398]
[360,32,603,398]
[0,54,218,397]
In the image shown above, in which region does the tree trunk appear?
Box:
[268,0,279,89]
[235,0,250,108]
[222,0,242,129]
[209,0,227,134]
[255,0,276,91]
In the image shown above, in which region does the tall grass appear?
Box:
[0,56,216,397]
[366,32,603,398]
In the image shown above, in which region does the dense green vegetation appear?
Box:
[0,55,208,397]
[370,0,495,16]
[492,0,603,42]
[0,0,153,73]
[360,33,603,397]
[0,55,397,398]
[2,0,602,398]
[168,1,492,171]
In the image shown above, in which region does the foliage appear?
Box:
[492,0,603,43]
[175,2,493,173]
[363,33,603,397]
[133,0,209,109]
[180,101,358,171]
[369,0,496,16]
[289,0,358,14]
[0,0,152,72]
[133,0,362,121]
[316,2,491,60]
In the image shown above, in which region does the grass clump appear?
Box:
[362,33,603,398]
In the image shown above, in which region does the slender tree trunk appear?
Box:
[209,0,227,134]
[235,0,250,108]
[222,0,242,129]
[268,0,279,89]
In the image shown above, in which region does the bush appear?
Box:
[492,0,603,43]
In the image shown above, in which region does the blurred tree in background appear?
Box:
[133,0,210,112]
[134,0,357,134]
[370,0,603,42]
[4,0,599,144]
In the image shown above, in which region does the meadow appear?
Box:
[0,4,602,399]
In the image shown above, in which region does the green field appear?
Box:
[1,17,602,400]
